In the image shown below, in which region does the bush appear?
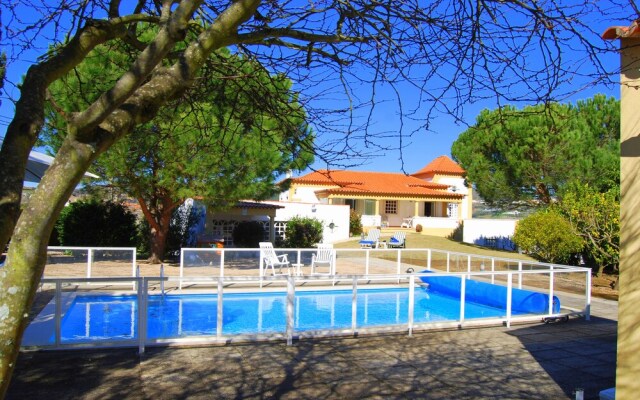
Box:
[166,200,206,256]
[233,221,265,248]
[415,224,423,233]
[284,216,323,248]
[349,209,363,236]
[512,210,583,264]
[55,200,138,247]
[448,221,463,242]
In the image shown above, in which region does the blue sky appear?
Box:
[0,2,627,178]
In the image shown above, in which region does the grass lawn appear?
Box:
[334,232,536,261]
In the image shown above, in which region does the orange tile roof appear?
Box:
[291,170,463,199]
[602,20,640,39]
[412,155,465,177]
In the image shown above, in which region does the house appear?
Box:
[280,156,472,236]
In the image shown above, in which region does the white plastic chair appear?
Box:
[311,243,335,275]
[359,228,380,249]
[259,242,291,276]
[388,231,407,248]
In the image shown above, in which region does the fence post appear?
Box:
[160,264,165,295]
[217,278,224,337]
[365,250,370,275]
[518,261,523,289]
[506,273,513,328]
[87,248,93,279]
[179,249,185,290]
[397,250,401,284]
[54,281,62,347]
[408,275,415,336]
[219,249,225,278]
[459,274,466,325]
[548,266,555,316]
[137,278,147,354]
[585,271,591,321]
[286,276,295,346]
[131,248,137,290]
[491,258,495,284]
[467,255,471,278]
[446,252,450,272]
[352,277,358,335]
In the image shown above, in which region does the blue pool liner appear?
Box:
[418,271,560,314]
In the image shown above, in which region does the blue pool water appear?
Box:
[48,287,540,344]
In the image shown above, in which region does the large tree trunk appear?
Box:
[138,195,180,264]
[0,139,101,395]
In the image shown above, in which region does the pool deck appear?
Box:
[7,296,617,400]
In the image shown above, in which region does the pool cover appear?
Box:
[419,271,560,314]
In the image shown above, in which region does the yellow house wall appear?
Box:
[617,36,640,399]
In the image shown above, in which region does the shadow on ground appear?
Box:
[7,314,618,399]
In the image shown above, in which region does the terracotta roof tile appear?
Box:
[412,155,465,177]
[602,20,640,39]
[290,170,462,199]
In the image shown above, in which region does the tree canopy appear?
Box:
[451,95,620,205]
[0,0,633,394]
[43,43,314,262]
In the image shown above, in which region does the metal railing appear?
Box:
[26,266,591,352]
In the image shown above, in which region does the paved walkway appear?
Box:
[7,297,617,400]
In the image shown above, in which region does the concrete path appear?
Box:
[7,297,617,400]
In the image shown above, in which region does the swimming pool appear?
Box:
[30,286,543,345]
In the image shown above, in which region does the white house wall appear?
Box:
[463,218,517,246]
[264,201,350,243]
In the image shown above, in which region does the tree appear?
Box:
[43,44,314,263]
[512,210,583,264]
[554,183,620,277]
[451,95,620,205]
[0,1,632,394]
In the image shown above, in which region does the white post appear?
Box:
[585,271,592,321]
[491,258,495,284]
[408,275,415,336]
[427,249,432,271]
[352,277,358,334]
[131,248,137,290]
[446,252,450,272]
[217,279,224,337]
[459,274,466,325]
[219,249,225,278]
[397,250,401,284]
[506,273,513,328]
[138,278,147,354]
[54,281,62,347]
[160,264,165,295]
[179,249,185,290]
[548,266,555,316]
[87,248,93,278]
[365,250,370,275]
[286,276,295,346]
[259,248,264,288]
[467,255,471,279]
[518,261,523,289]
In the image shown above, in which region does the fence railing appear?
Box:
[26,267,591,352]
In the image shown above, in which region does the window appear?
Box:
[364,199,376,215]
[345,199,356,210]
[385,200,398,214]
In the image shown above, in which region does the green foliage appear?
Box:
[42,38,314,260]
[512,210,583,264]
[452,95,619,205]
[55,200,138,247]
[349,210,363,236]
[555,183,619,276]
[448,221,463,242]
[233,221,265,248]
[284,217,323,248]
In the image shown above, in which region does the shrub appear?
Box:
[166,200,207,256]
[349,209,363,236]
[512,210,583,264]
[448,221,463,242]
[233,221,265,248]
[55,200,138,247]
[284,216,323,248]
[415,224,423,233]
